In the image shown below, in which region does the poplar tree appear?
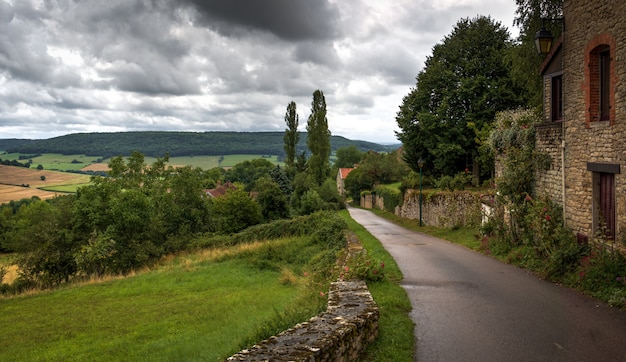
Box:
[283,101,299,169]
[306,90,331,185]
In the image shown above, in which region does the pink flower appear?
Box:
[320,291,325,297]
[344,266,349,272]
[303,272,309,277]
[380,262,385,268]
[545,215,551,221]
[525,195,532,202]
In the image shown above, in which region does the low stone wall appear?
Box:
[227,280,379,361]
[399,189,482,228]
[227,233,379,361]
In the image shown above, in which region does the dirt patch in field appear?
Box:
[81,163,110,172]
[1,265,18,284]
[0,165,90,204]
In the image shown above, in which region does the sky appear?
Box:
[0,0,519,144]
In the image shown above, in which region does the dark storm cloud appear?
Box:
[182,0,341,41]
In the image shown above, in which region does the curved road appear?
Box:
[347,207,626,362]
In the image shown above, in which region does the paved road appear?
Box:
[347,206,626,362]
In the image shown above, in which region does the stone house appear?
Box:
[536,0,625,242]
[336,167,354,196]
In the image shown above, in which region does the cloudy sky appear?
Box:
[0,0,519,144]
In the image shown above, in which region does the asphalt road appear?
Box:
[347,206,626,362]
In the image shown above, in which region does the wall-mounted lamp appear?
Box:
[534,18,564,56]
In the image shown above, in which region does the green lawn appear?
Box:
[0,246,313,361]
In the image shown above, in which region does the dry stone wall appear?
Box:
[398,189,482,228]
[227,233,379,361]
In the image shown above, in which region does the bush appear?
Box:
[299,190,326,215]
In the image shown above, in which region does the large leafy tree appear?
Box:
[283,101,299,170]
[306,90,331,185]
[334,145,363,168]
[396,16,526,179]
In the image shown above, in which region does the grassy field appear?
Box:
[0,165,91,204]
[0,238,325,361]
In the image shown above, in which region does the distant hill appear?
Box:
[0,132,398,159]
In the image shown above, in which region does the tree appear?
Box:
[254,177,290,221]
[306,90,331,185]
[225,158,275,191]
[283,101,300,170]
[334,145,363,168]
[396,16,526,180]
[211,188,262,234]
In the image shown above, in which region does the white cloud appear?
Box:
[0,0,518,143]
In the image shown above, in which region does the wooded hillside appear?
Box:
[0,132,395,158]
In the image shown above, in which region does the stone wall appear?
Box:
[534,122,564,204]
[227,234,379,361]
[561,0,626,240]
[398,189,482,228]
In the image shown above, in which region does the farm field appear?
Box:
[2,153,103,171]
[0,165,91,204]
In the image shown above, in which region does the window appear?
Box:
[551,75,563,121]
[599,49,611,121]
[585,38,614,125]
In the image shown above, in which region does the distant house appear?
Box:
[535,0,626,242]
[204,181,236,198]
[337,168,355,196]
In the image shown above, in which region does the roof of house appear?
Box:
[338,168,355,180]
[204,181,236,198]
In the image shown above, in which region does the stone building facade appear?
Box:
[537,0,626,242]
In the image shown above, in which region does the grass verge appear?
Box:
[338,210,415,361]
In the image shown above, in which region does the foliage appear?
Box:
[211,188,263,234]
[396,16,526,179]
[316,179,344,210]
[488,109,545,206]
[344,167,374,202]
[435,171,475,191]
[299,190,326,216]
[374,185,402,213]
[254,177,290,222]
[283,101,300,169]
[306,90,332,185]
[225,158,275,191]
[334,145,363,168]
[344,151,408,201]
[342,252,386,282]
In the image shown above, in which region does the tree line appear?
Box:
[0,131,393,159]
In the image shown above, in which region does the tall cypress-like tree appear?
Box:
[283,101,299,169]
[306,90,331,185]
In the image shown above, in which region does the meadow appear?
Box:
[0,237,329,361]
